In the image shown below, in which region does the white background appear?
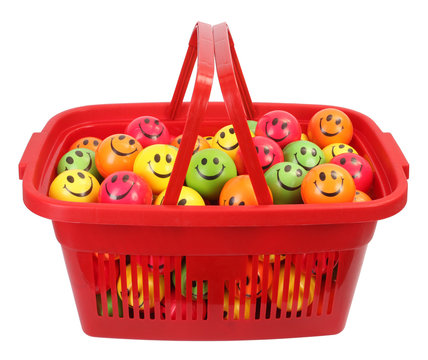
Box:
[2,0,426,359]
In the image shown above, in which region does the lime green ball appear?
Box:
[283,140,325,172]
[57,148,102,182]
[172,263,208,300]
[247,120,258,134]
[265,162,307,204]
[185,148,237,201]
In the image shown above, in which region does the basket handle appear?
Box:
[162,22,215,205]
[213,22,273,205]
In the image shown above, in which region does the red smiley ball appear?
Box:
[126,116,170,147]
[330,153,373,193]
[98,171,153,204]
[234,136,284,174]
[255,110,301,149]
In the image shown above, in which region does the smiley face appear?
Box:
[49,169,100,202]
[170,134,210,154]
[301,164,356,203]
[117,264,165,310]
[234,136,284,174]
[255,110,302,148]
[235,260,273,299]
[353,190,372,202]
[322,143,358,162]
[125,116,170,147]
[330,153,373,193]
[70,137,102,152]
[98,171,153,204]
[264,162,307,204]
[154,186,205,206]
[283,140,325,172]
[212,125,241,160]
[219,175,268,206]
[308,108,353,148]
[186,148,237,201]
[133,144,178,194]
[57,148,102,182]
[95,134,142,178]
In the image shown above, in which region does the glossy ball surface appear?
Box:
[170,134,210,154]
[283,140,325,172]
[49,169,100,202]
[353,190,372,202]
[255,110,301,149]
[155,186,205,206]
[322,143,358,163]
[125,116,170,147]
[70,137,102,152]
[57,148,102,182]
[219,175,260,206]
[211,125,240,160]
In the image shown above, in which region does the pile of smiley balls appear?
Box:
[49,108,374,206]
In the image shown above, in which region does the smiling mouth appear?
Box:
[148,161,172,178]
[63,177,94,197]
[196,165,225,180]
[265,121,289,142]
[110,138,138,156]
[105,182,135,200]
[276,169,301,191]
[293,153,321,171]
[319,118,344,137]
[216,140,238,151]
[314,178,344,197]
[262,154,275,171]
[138,123,164,140]
[65,152,93,172]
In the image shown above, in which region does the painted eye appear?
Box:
[67,176,74,183]
[122,174,129,182]
[77,172,85,179]
[256,275,261,284]
[178,199,187,205]
[111,175,118,183]
[281,122,288,129]
[154,119,159,125]
[327,114,333,121]
[311,148,317,156]
[75,151,83,157]
[144,118,150,124]
[319,172,326,181]
[129,139,135,145]
[219,132,225,139]
[166,154,172,163]
[340,158,346,165]
[255,146,259,153]
[93,140,99,146]
[192,281,197,288]
[284,165,292,172]
[177,138,182,144]
[264,146,269,155]
[339,144,345,149]
[154,154,161,162]
[272,118,278,126]
[66,157,74,164]
[347,148,354,153]
[213,157,219,165]
[300,147,307,155]
[296,169,303,177]
[201,158,207,165]
[229,196,235,205]
[335,119,341,125]
[119,135,126,140]
[229,128,235,134]
[83,139,89,145]
[331,170,338,179]
[239,201,245,206]
[245,276,250,286]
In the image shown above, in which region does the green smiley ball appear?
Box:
[265,162,307,204]
[247,120,258,134]
[57,148,102,182]
[172,263,208,300]
[283,140,325,172]
[186,148,237,201]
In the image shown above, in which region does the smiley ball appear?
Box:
[308,108,353,148]
[170,134,210,154]
[247,120,258,134]
[219,175,268,206]
[235,260,273,299]
[354,190,372,202]
[155,186,205,206]
[330,153,373,193]
[133,144,178,194]
[98,171,152,204]
[49,169,100,202]
[301,164,356,204]
[57,148,102,182]
[70,137,102,152]
[322,143,358,162]
[95,134,142,178]
[185,148,237,201]
[235,136,284,174]
[255,110,301,149]
[125,116,170,147]
[172,263,208,300]
[283,140,325,172]
[212,125,241,160]
[265,162,307,204]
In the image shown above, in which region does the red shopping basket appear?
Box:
[19,22,409,340]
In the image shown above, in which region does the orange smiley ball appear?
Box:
[353,190,372,202]
[70,137,102,152]
[219,175,271,206]
[95,134,142,178]
[170,134,210,154]
[307,108,353,148]
[301,164,356,204]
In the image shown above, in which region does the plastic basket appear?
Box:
[19,22,409,340]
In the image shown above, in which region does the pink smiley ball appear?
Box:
[330,153,373,193]
[99,171,153,204]
[126,116,170,147]
[255,110,301,149]
[235,136,284,174]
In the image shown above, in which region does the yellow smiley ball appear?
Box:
[154,186,205,205]
[49,169,100,202]
[133,144,178,194]
[212,125,241,160]
[323,143,358,162]
[203,136,214,147]
[301,133,309,141]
